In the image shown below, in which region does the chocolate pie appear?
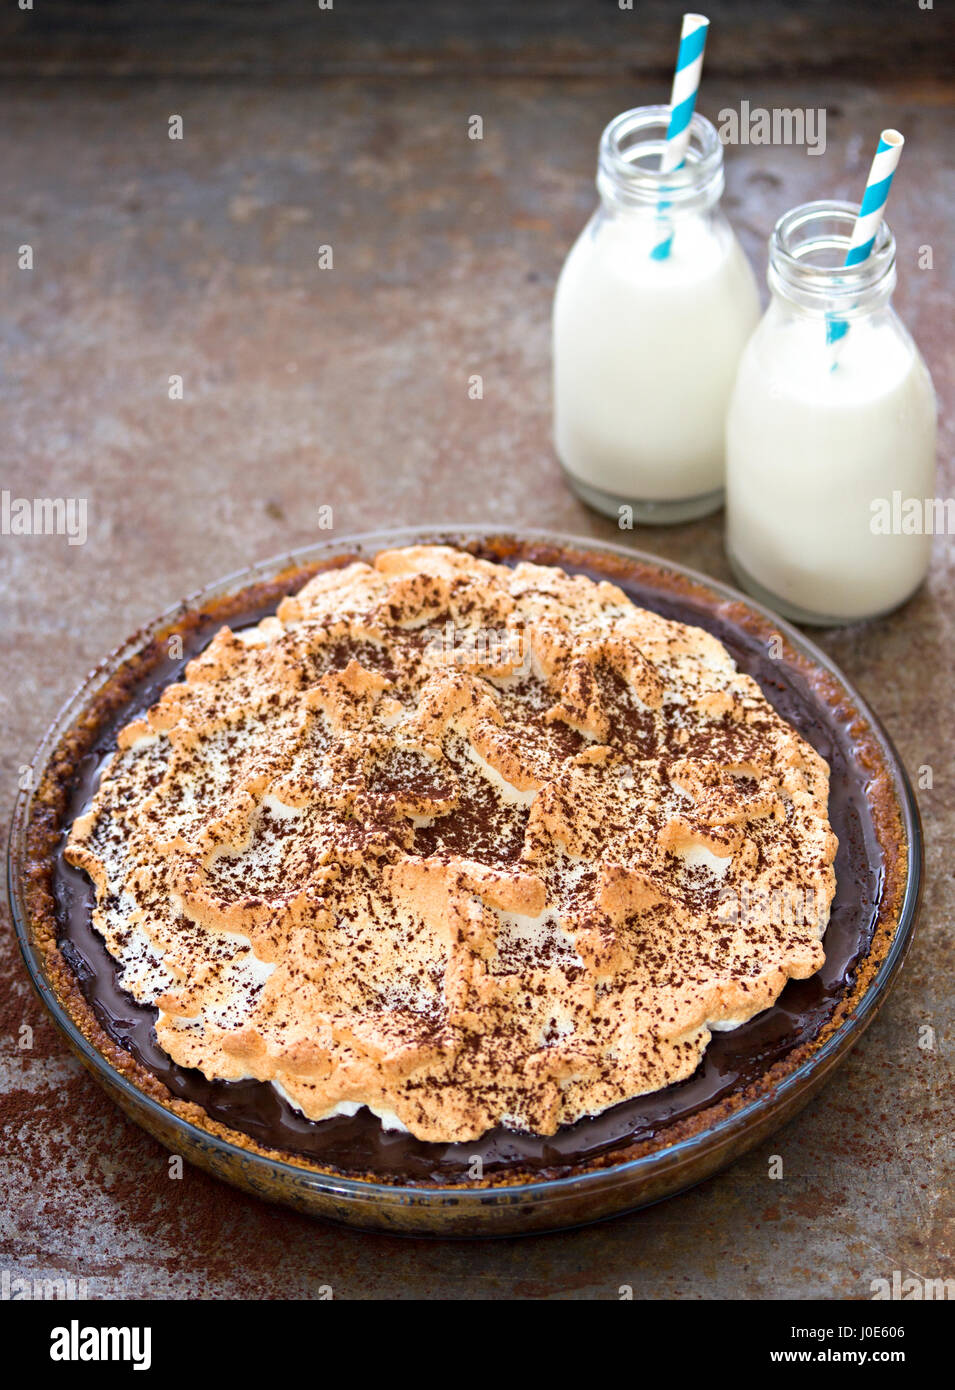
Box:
[22,537,906,1187]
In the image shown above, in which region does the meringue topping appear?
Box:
[65,545,837,1143]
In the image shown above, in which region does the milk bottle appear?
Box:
[553,106,760,524]
[726,201,937,624]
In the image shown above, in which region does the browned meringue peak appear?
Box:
[65,545,838,1143]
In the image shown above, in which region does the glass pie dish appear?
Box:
[8,528,922,1236]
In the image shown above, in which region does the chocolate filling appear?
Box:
[52,552,883,1184]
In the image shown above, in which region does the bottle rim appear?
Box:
[769,200,896,307]
[597,106,724,210]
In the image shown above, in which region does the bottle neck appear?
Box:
[768,200,897,318]
[596,106,725,218]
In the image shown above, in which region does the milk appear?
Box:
[554,215,759,509]
[725,214,937,624]
[552,107,760,525]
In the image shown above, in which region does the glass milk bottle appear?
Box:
[553,106,760,524]
[726,202,937,624]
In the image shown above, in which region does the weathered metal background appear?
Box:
[0,0,951,79]
[1,3,952,1298]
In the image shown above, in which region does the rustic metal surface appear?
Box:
[1,66,952,1298]
[1,0,950,80]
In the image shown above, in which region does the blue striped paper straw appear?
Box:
[827,129,904,344]
[651,13,710,261]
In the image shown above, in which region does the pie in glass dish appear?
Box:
[14,533,917,1231]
